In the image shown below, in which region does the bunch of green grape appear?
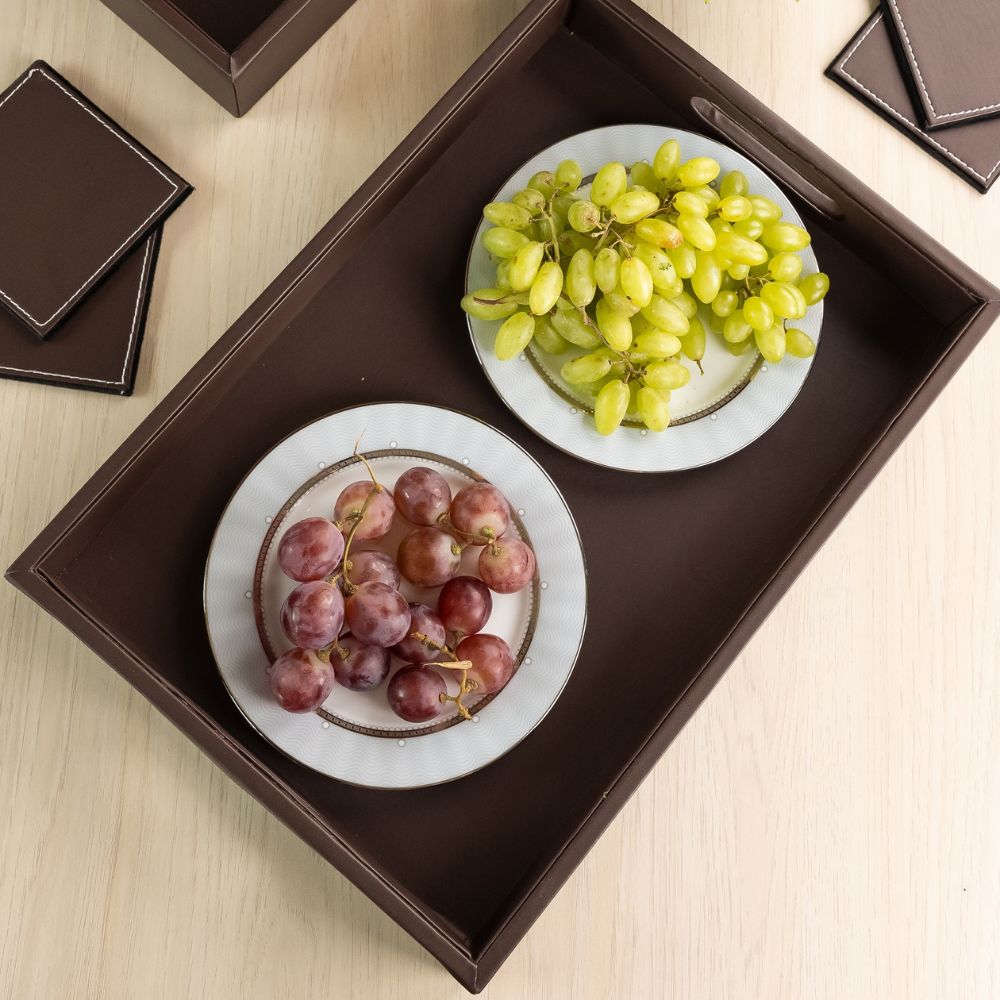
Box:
[461,140,830,436]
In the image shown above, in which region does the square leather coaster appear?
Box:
[0,228,160,395]
[884,0,1000,129]
[0,61,190,338]
[827,12,1000,194]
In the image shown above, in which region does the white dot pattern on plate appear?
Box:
[397,740,406,747]
[244,591,252,600]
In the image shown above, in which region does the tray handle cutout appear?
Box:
[691,97,844,221]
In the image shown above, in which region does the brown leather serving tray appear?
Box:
[9,0,1000,991]
[98,0,358,115]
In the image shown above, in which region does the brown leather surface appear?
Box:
[827,12,1000,194]
[885,0,1000,129]
[168,0,286,52]
[0,229,160,394]
[7,0,1000,991]
[0,61,189,337]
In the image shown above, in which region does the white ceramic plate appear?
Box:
[204,403,587,788]
[465,124,824,473]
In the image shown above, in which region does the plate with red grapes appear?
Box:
[204,402,586,788]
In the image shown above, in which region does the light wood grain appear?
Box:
[2,1,999,997]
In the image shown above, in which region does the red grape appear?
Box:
[387,665,446,722]
[438,575,492,636]
[268,648,335,712]
[344,581,410,647]
[334,481,395,541]
[449,482,509,543]
[393,467,452,526]
[397,527,461,588]
[346,549,401,588]
[277,517,344,582]
[280,580,345,650]
[392,603,447,663]
[458,633,514,695]
[333,635,390,690]
[479,537,536,594]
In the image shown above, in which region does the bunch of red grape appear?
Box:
[267,459,536,725]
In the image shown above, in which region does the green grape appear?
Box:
[610,189,661,224]
[754,324,786,363]
[722,311,753,343]
[635,329,683,358]
[508,241,546,291]
[532,314,570,354]
[483,202,532,230]
[768,252,803,283]
[528,171,557,198]
[688,185,721,211]
[554,295,576,311]
[567,200,600,233]
[551,307,601,348]
[643,359,690,391]
[561,352,613,385]
[710,217,732,236]
[727,262,751,281]
[672,191,710,218]
[718,195,752,222]
[707,311,725,334]
[591,162,628,207]
[743,296,774,332]
[558,230,593,257]
[565,249,597,308]
[712,290,739,317]
[620,257,654,308]
[596,298,634,350]
[669,291,698,318]
[677,156,721,187]
[483,227,530,259]
[529,261,564,315]
[761,222,811,252]
[680,317,706,364]
[748,195,783,222]
[725,335,755,356]
[653,139,682,182]
[494,312,535,360]
[634,244,681,295]
[594,379,630,435]
[798,272,830,305]
[786,328,816,358]
[719,170,749,199]
[691,250,723,304]
[495,260,513,291]
[668,244,697,280]
[715,230,768,266]
[555,159,583,192]
[637,386,671,431]
[733,219,764,240]
[595,248,622,295]
[676,214,717,252]
[630,161,661,194]
[603,289,640,317]
[512,188,545,214]
[760,281,805,320]
[461,288,519,320]
[641,294,690,335]
[631,218,679,250]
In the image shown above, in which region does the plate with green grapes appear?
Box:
[463,124,829,473]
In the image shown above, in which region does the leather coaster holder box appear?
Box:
[827,12,1000,194]
[0,61,190,393]
[883,0,1000,129]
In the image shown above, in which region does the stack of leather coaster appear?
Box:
[828,2,1000,193]
[0,61,191,393]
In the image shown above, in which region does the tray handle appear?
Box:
[690,96,844,221]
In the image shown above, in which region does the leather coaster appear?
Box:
[884,0,1000,130]
[0,228,160,395]
[0,61,190,338]
[827,12,1000,194]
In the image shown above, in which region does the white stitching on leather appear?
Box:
[887,0,1000,120]
[0,236,153,388]
[0,67,178,330]
[839,14,1000,186]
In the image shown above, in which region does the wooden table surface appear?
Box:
[2,1,999,997]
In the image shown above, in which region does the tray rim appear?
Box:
[8,0,1000,991]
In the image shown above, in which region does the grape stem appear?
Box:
[410,631,456,660]
[317,637,349,663]
[336,449,385,595]
[414,634,477,721]
[436,512,495,547]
